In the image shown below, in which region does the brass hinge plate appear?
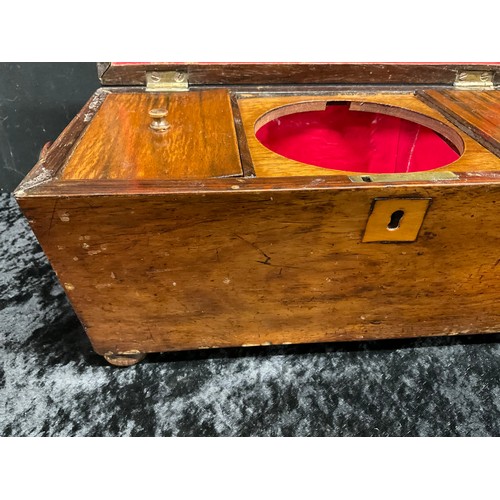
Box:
[454,70,494,90]
[146,71,189,92]
[349,171,459,183]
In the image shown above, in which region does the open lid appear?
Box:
[98,62,500,87]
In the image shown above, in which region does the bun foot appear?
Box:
[103,351,146,367]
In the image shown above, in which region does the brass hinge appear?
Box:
[349,171,459,183]
[454,70,494,90]
[146,71,189,92]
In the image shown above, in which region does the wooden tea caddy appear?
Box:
[14,63,500,366]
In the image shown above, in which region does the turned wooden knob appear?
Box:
[149,108,169,132]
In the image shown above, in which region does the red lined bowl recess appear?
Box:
[255,102,461,174]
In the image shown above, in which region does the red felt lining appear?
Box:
[255,102,460,173]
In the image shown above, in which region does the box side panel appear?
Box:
[17,184,500,355]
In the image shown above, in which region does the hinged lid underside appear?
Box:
[98,62,500,87]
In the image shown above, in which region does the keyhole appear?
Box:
[387,210,405,231]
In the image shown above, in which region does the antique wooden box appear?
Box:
[14,63,500,366]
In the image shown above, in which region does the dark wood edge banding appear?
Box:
[99,63,499,87]
[230,94,255,177]
[97,62,111,81]
[14,172,500,198]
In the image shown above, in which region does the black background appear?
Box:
[0,63,99,192]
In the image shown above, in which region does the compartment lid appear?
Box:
[98,62,500,87]
[419,89,500,156]
[60,89,243,181]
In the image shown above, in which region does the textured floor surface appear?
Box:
[1,192,500,436]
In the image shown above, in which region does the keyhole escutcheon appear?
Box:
[387,210,405,231]
[362,198,431,243]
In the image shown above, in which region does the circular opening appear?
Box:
[255,101,463,174]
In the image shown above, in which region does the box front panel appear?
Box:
[19,183,500,354]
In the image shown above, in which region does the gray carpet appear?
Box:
[1,191,500,436]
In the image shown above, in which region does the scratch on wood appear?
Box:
[95,283,112,289]
[47,199,60,235]
[146,268,169,275]
[234,233,272,264]
[146,325,156,343]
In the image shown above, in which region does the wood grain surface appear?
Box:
[418,89,500,157]
[238,93,500,177]
[18,183,500,355]
[61,90,242,180]
[13,85,500,361]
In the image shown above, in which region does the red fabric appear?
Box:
[256,103,459,173]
